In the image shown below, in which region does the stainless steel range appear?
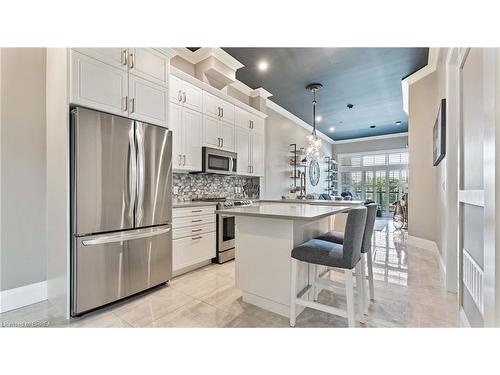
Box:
[192,198,252,263]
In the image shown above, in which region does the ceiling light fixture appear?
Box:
[329,126,335,132]
[305,83,324,160]
[315,115,322,122]
[395,121,402,125]
[257,60,269,71]
[370,125,376,128]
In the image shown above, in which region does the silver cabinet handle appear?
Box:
[221,107,224,118]
[217,137,221,147]
[123,96,128,111]
[192,219,203,223]
[191,236,202,240]
[183,155,186,166]
[248,165,251,173]
[129,52,135,69]
[217,107,221,117]
[178,154,182,166]
[221,138,224,148]
[82,226,171,246]
[178,90,182,102]
[130,98,135,113]
[192,228,203,232]
[191,210,203,213]
[122,49,128,66]
[183,92,187,103]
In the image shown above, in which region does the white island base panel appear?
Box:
[235,215,330,318]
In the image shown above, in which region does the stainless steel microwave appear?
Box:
[202,147,237,175]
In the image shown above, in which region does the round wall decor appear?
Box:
[309,160,320,186]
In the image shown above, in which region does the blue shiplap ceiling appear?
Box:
[222,48,428,141]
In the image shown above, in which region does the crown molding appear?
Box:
[229,79,253,96]
[250,87,273,99]
[174,47,244,71]
[266,99,334,145]
[155,48,178,59]
[332,132,408,144]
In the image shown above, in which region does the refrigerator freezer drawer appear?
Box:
[71,225,172,316]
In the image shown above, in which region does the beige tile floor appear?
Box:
[0,220,459,328]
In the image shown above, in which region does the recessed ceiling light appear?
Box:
[315,115,322,122]
[329,126,335,132]
[370,125,376,129]
[395,121,402,125]
[347,104,354,109]
[257,60,269,71]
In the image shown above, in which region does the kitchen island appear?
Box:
[216,203,350,318]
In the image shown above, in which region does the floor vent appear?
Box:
[462,248,484,314]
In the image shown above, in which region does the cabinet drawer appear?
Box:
[173,205,215,218]
[72,48,127,70]
[173,214,215,229]
[172,222,215,240]
[173,232,216,271]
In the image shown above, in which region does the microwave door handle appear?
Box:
[229,157,233,173]
[128,126,137,222]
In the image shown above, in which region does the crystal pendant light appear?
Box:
[305,83,323,160]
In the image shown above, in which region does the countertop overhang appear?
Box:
[216,203,350,221]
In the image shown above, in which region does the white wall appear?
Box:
[263,108,334,199]
[0,48,47,291]
[333,135,408,159]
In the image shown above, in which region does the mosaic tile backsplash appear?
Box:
[173,173,260,201]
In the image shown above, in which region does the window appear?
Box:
[339,149,409,215]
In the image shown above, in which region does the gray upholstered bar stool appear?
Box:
[289,206,367,327]
[316,203,378,313]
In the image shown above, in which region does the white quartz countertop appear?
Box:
[172,201,219,208]
[259,199,364,206]
[216,203,350,221]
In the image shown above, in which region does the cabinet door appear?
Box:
[219,98,235,124]
[203,115,221,148]
[70,51,128,117]
[235,127,251,175]
[182,108,203,171]
[252,116,265,135]
[182,81,202,112]
[172,232,216,272]
[169,75,183,104]
[203,91,220,119]
[169,102,183,168]
[251,133,265,176]
[129,48,169,87]
[235,106,251,130]
[72,48,128,70]
[129,75,168,127]
[220,121,235,151]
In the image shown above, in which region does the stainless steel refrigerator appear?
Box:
[70,107,172,316]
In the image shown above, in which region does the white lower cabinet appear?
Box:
[128,75,168,126]
[170,103,203,171]
[70,50,128,117]
[172,206,216,274]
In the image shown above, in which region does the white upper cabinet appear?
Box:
[128,48,169,87]
[70,50,128,117]
[128,75,168,126]
[220,121,235,151]
[203,91,221,119]
[235,127,251,175]
[252,116,265,135]
[170,75,202,112]
[251,133,265,176]
[182,108,203,170]
[218,98,235,124]
[203,115,221,149]
[72,48,128,71]
[170,104,203,172]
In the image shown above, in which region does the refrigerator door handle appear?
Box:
[81,226,171,246]
[136,122,146,225]
[128,127,137,222]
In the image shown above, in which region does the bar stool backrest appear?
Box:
[342,206,367,269]
[361,203,378,253]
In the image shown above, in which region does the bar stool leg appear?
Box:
[360,255,369,315]
[290,258,298,327]
[344,269,355,328]
[367,248,375,301]
[312,264,319,301]
[355,262,366,319]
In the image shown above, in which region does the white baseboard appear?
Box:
[0,281,47,314]
[459,307,471,328]
[407,235,446,279]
